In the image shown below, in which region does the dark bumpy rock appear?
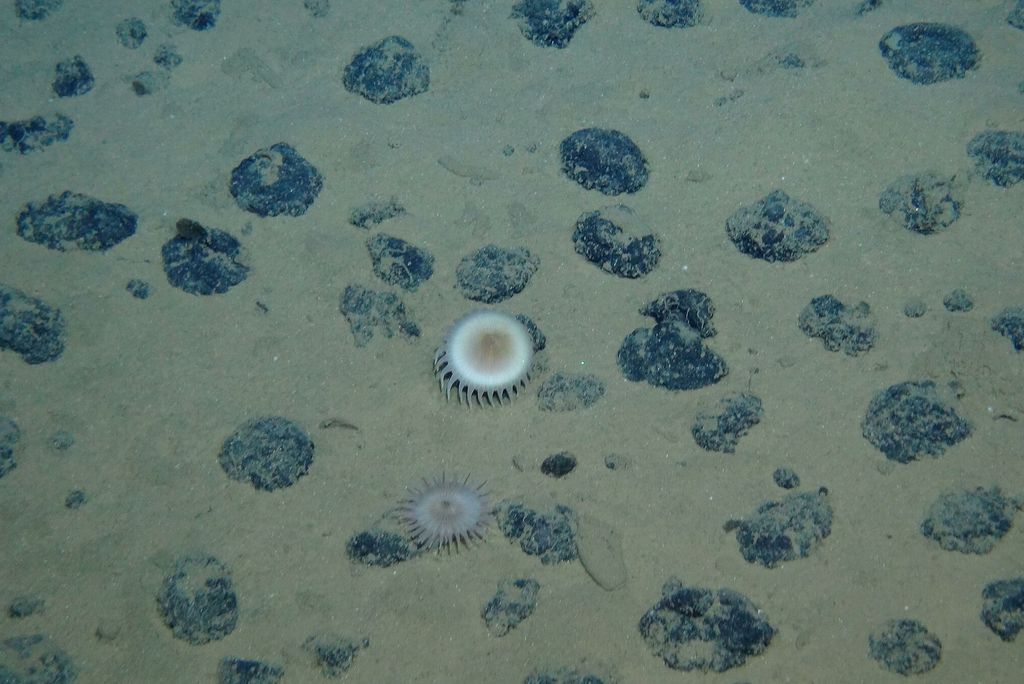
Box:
[572,205,661,278]
[8,595,44,619]
[524,668,611,684]
[637,0,703,28]
[798,295,877,356]
[879,172,964,234]
[172,0,220,31]
[639,578,775,672]
[116,18,147,48]
[943,288,973,312]
[726,190,830,262]
[455,244,539,303]
[0,634,77,683]
[739,0,813,18]
[641,289,716,337]
[773,467,800,489]
[217,657,284,684]
[991,307,1024,351]
[967,130,1024,188]
[868,619,942,676]
[162,219,249,296]
[921,487,1021,554]
[366,234,434,291]
[1011,1,1024,30]
[53,55,93,97]
[345,529,414,567]
[540,452,577,478]
[618,321,728,391]
[17,191,137,252]
[0,114,73,154]
[496,500,578,564]
[218,416,314,491]
[732,489,832,568]
[862,380,971,463]
[0,284,67,364]
[350,197,405,229]
[15,0,63,20]
[302,634,368,678]
[560,128,648,195]
[130,70,169,96]
[157,554,239,645]
[536,372,605,411]
[904,299,927,318]
[981,577,1024,641]
[126,279,151,299]
[879,23,979,85]
[0,416,21,479]
[511,0,595,48]
[64,489,87,509]
[482,578,540,637]
[691,392,763,453]
[339,284,420,346]
[230,143,323,217]
[154,44,183,70]
[517,313,547,352]
[343,36,429,104]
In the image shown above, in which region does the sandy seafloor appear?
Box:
[1,0,1023,682]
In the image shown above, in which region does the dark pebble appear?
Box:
[161,220,249,296]
[302,634,368,678]
[560,127,649,195]
[217,657,284,684]
[51,430,74,451]
[618,321,728,391]
[540,452,577,478]
[903,299,927,318]
[726,189,830,262]
[733,489,832,568]
[17,191,137,252]
[879,23,979,85]
[116,17,147,49]
[991,307,1024,351]
[739,0,813,18]
[942,288,973,312]
[366,233,434,291]
[131,70,169,96]
[981,577,1024,641]
[482,578,540,637]
[572,205,661,278]
[349,197,405,229]
[0,113,73,154]
[868,619,941,675]
[230,143,323,217]
[172,0,220,31]
[773,467,800,489]
[639,578,775,672]
[856,0,883,16]
[339,284,420,346]
[496,500,578,564]
[798,295,877,356]
[862,380,971,463]
[0,284,67,365]
[604,453,629,470]
[8,596,44,619]
[920,486,1021,554]
[64,489,87,509]
[641,288,716,337]
[967,130,1024,188]
[511,0,595,49]
[53,55,93,97]
[536,372,605,411]
[219,416,314,492]
[15,0,63,20]
[345,529,413,567]
[0,634,77,682]
[691,392,764,453]
[879,172,964,234]
[343,36,429,104]
[126,279,151,299]
[0,417,21,479]
[456,244,539,303]
[638,0,703,28]
[304,0,329,18]
[157,554,239,645]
